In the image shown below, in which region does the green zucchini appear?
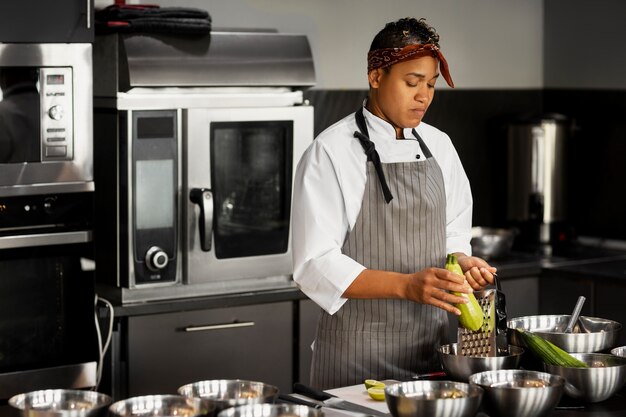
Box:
[516,328,588,368]
[445,254,484,331]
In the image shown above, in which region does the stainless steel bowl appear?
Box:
[384,380,483,417]
[438,343,524,382]
[544,353,626,403]
[469,370,564,417]
[108,395,210,417]
[508,314,621,352]
[470,227,515,259]
[612,345,626,358]
[178,380,279,412]
[9,389,112,417]
[218,404,321,417]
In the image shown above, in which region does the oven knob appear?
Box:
[48,105,64,120]
[145,246,169,271]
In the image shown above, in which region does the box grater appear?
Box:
[457,276,508,357]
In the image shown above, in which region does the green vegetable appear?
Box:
[445,254,484,331]
[516,328,589,368]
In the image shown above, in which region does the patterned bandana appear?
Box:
[367,43,454,88]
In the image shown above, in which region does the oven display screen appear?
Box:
[135,159,174,230]
[46,74,65,85]
[137,116,175,139]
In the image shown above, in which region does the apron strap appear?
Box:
[411,128,433,159]
[353,108,393,204]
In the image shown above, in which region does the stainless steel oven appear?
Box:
[93,31,315,303]
[0,43,93,196]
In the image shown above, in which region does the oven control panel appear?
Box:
[39,67,73,161]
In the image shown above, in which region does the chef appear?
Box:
[292,17,497,389]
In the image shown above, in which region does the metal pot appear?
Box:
[470,227,516,259]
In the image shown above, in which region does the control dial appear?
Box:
[48,105,65,120]
[145,246,169,271]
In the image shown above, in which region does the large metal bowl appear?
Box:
[612,346,626,358]
[178,380,279,412]
[218,404,321,417]
[384,380,483,417]
[544,353,626,403]
[469,370,564,417]
[108,395,211,417]
[470,227,515,259]
[508,314,621,352]
[9,389,112,417]
[438,343,524,382]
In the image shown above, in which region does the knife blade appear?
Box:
[293,383,389,417]
[278,394,380,417]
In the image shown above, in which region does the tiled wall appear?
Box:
[304,88,626,241]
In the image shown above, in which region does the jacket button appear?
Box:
[415,154,421,159]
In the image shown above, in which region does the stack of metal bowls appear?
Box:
[508,315,621,352]
[108,394,211,417]
[469,370,564,417]
[9,389,112,417]
[178,379,279,413]
[544,353,626,403]
[438,343,524,382]
[384,380,483,417]
[218,404,321,417]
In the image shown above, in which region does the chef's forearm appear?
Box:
[342,269,410,299]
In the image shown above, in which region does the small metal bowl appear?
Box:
[469,370,564,417]
[9,389,112,417]
[612,345,626,358]
[508,314,621,352]
[108,395,210,417]
[438,343,524,382]
[178,380,279,412]
[384,380,483,417]
[470,227,515,259]
[544,353,626,403]
[218,404,321,417]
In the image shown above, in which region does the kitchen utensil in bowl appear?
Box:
[508,314,621,352]
[178,379,279,412]
[544,353,626,403]
[218,404,321,417]
[564,296,586,333]
[611,345,626,358]
[108,395,210,417]
[9,389,112,417]
[469,369,564,417]
[384,380,483,417]
[470,227,515,259]
[438,343,524,382]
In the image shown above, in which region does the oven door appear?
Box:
[186,106,313,288]
[0,244,97,400]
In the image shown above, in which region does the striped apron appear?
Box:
[309,108,448,389]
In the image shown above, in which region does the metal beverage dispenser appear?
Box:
[506,113,574,253]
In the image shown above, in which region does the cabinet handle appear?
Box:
[183,321,255,332]
[86,0,91,29]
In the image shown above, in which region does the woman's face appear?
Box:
[368,55,439,129]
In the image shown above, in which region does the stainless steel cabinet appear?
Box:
[125,302,293,396]
[0,0,93,43]
[298,299,321,385]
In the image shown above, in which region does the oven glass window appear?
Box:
[211,121,293,258]
[0,67,41,163]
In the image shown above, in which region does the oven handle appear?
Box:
[190,188,213,252]
[0,230,92,249]
[183,321,255,332]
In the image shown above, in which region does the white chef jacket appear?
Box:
[292,106,473,315]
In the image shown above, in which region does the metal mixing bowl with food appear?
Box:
[438,343,524,382]
[9,389,112,417]
[470,227,516,259]
[544,353,626,403]
[178,379,279,412]
[508,314,621,352]
[218,404,321,417]
[384,380,483,417]
[469,369,564,417]
[108,395,210,417]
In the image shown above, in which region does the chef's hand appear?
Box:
[453,252,497,290]
[407,267,474,316]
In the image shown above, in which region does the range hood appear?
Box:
[93,30,316,97]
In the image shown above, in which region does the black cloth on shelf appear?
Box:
[95,5,211,35]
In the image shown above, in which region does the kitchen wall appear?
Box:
[97,0,626,240]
